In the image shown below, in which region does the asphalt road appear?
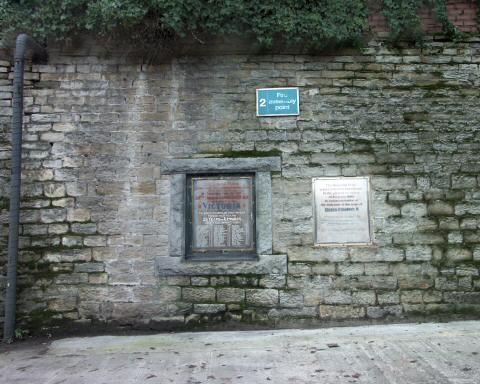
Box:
[1,321,479,383]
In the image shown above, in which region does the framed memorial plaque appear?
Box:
[186,174,256,259]
[312,177,372,246]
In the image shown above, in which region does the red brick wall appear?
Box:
[369,0,478,35]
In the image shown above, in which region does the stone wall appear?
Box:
[1,37,480,335]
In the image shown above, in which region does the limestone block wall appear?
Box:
[0,58,13,326]
[1,38,480,334]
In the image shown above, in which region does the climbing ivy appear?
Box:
[382,0,425,41]
[0,1,475,49]
[383,0,461,42]
[428,0,461,39]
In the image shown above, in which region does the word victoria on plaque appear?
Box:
[190,175,255,253]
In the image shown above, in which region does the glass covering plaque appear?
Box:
[313,177,372,245]
[189,175,255,254]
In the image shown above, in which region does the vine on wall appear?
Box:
[0,1,475,49]
[382,0,461,41]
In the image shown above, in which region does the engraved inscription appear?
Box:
[313,177,372,245]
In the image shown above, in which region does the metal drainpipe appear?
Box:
[3,34,46,343]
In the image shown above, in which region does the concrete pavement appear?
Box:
[1,321,480,383]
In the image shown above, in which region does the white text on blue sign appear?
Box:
[256,88,300,117]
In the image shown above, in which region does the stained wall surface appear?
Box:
[1,37,480,333]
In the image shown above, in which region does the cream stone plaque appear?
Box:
[313,177,372,245]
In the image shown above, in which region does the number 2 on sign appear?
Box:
[259,98,266,107]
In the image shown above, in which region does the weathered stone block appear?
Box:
[22,224,48,236]
[83,235,106,247]
[88,273,108,284]
[338,263,364,276]
[132,286,181,303]
[48,223,69,234]
[156,254,287,276]
[191,277,209,286]
[288,263,311,275]
[268,307,317,319]
[67,208,91,222]
[346,276,398,290]
[259,274,286,288]
[452,174,477,189]
[435,277,458,291]
[71,222,97,234]
[350,247,403,262]
[425,303,455,314]
[55,273,88,284]
[194,304,226,314]
[161,157,281,174]
[217,288,245,303]
[439,218,459,230]
[279,290,304,308]
[388,191,408,202]
[44,183,66,198]
[366,306,384,319]
[288,247,348,262]
[393,232,444,245]
[428,201,454,216]
[45,249,92,263]
[371,176,416,190]
[405,246,432,261]
[74,263,105,273]
[62,236,83,247]
[455,203,480,216]
[40,208,66,223]
[460,218,478,229]
[444,292,480,304]
[209,276,229,286]
[401,290,423,303]
[230,276,258,287]
[366,305,402,319]
[446,248,472,262]
[458,276,473,290]
[166,276,191,286]
[47,263,74,274]
[378,292,400,305]
[48,297,77,312]
[463,230,480,243]
[319,305,365,319]
[182,287,216,303]
[324,290,352,304]
[448,232,463,244]
[373,202,401,217]
[423,291,442,303]
[311,263,336,275]
[401,203,427,217]
[364,263,390,275]
[41,132,64,142]
[473,247,480,261]
[65,182,87,196]
[52,197,75,208]
[352,291,376,305]
[245,289,278,307]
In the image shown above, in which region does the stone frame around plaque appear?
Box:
[159,157,280,264]
[312,176,374,247]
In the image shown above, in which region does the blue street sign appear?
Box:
[256,87,300,117]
